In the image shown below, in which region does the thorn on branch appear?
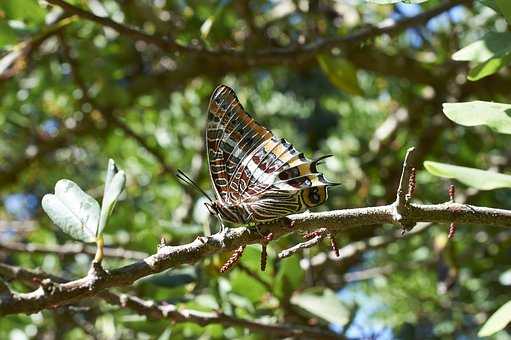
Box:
[158,236,168,250]
[448,184,455,202]
[406,167,416,202]
[260,233,273,271]
[220,245,246,273]
[447,185,456,239]
[448,222,457,240]
[329,234,340,257]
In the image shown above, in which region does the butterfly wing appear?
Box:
[206,84,338,223]
[206,85,272,203]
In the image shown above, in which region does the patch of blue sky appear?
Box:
[4,193,39,220]
[392,3,466,48]
[333,285,393,339]
[40,118,59,137]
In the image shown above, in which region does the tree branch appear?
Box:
[2,147,511,316]
[45,0,471,63]
[0,263,341,339]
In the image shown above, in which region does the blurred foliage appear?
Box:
[1,0,511,339]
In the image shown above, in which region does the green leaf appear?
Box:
[496,0,511,24]
[291,288,349,326]
[274,255,304,298]
[317,55,363,96]
[477,0,499,11]
[230,270,267,303]
[0,22,18,48]
[478,300,511,337]
[199,0,231,39]
[442,101,511,134]
[0,0,46,25]
[42,179,100,242]
[468,53,511,80]
[424,161,511,190]
[98,159,126,236]
[452,32,511,63]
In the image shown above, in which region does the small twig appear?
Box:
[396,147,416,210]
[279,229,328,259]
[395,147,417,233]
[303,228,328,239]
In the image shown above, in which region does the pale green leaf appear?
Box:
[442,101,511,134]
[98,159,126,235]
[291,288,349,326]
[42,179,100,242]
[478,300,511,336]
[317,55,363,96]
[452,32,511,63]
[424,161,511,190]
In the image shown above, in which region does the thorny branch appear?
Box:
[2,147,511,316]
[0,263,341,339]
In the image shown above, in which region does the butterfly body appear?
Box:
[206,85,338,225]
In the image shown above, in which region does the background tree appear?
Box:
[1,0,511,338]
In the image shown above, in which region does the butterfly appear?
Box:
[179,85,338,226]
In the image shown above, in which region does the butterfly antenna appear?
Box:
[176,169,213,202]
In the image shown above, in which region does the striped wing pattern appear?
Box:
[206,85,338,224]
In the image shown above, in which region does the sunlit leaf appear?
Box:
[98,159,126,235]
[291,288,349,326]
[452,32,511,63]
[452,31,511,79]
[478,300,511,336]
[468,54,511,80]
[424,161,511,190]
[317,55,363,96]
[42,179,100,242]
[442,101,511,134]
